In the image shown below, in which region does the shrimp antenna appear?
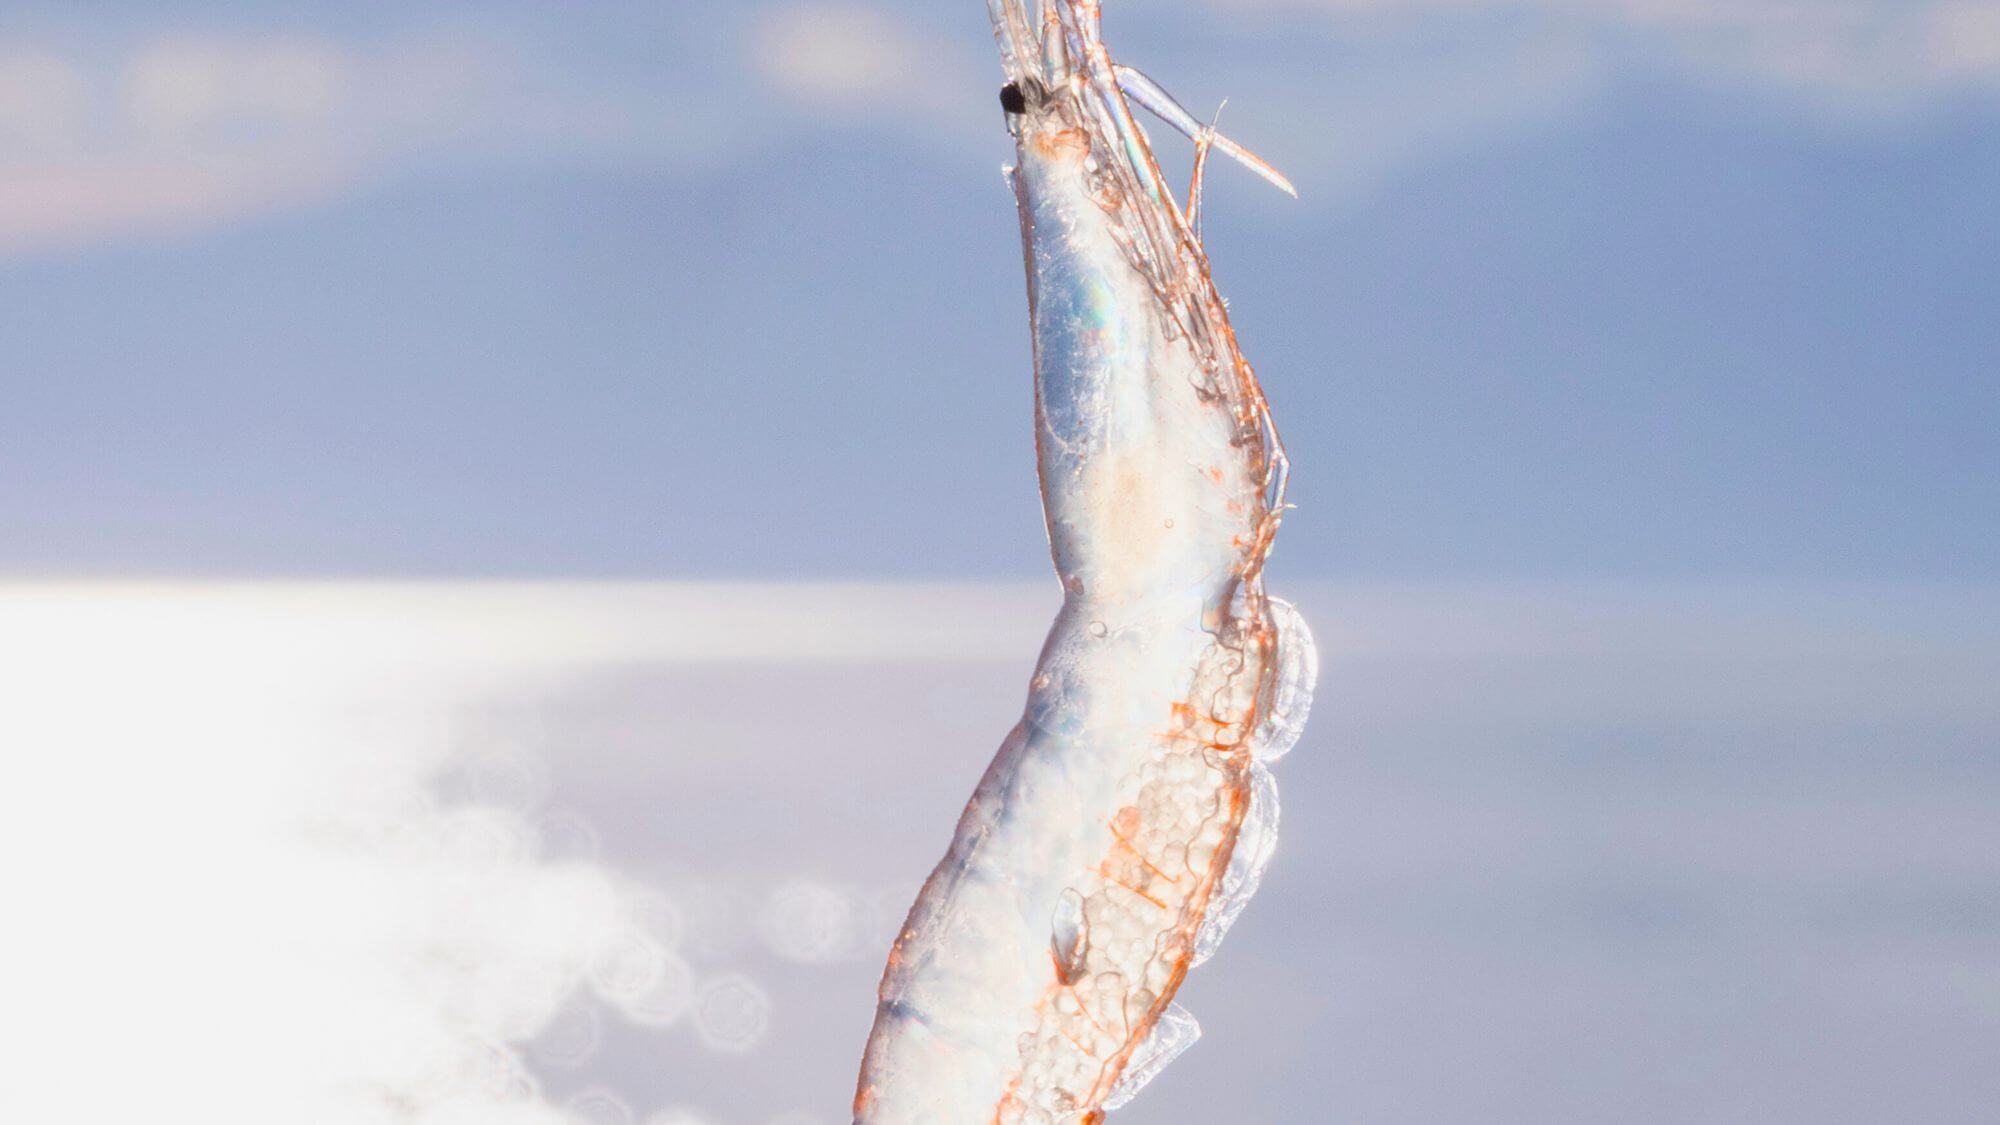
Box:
[1186,98,1229,240]
[1113,64,1298,199]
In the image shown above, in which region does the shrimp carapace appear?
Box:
[856,4,1317,1121]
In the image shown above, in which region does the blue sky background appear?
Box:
[4,0,1994,580]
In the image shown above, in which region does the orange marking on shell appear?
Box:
[1103,869,1169,910]
[1107,820,1178,885]
[982,697,1263,1116]
[1034,127,1089,157]
[1073,774,1251,1112]
[1057,1023,1096,1058]
[1066,983,1111,1039]
[1112,804,1142,836]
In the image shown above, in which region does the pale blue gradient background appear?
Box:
[3,2,1997,1123]
[4,0,1994,581]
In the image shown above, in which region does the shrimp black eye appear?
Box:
[999,82,1027,115]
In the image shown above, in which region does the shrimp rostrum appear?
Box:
[856,2,1318,1121]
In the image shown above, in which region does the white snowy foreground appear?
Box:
[1,582,1995,1124]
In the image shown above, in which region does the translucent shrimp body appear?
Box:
[855,4,1314,1122]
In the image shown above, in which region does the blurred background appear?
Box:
[2,1,1995,1122]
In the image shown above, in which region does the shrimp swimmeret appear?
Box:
[855,2,1318,1122]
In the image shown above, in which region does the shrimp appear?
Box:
[854,3,1317,1122]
